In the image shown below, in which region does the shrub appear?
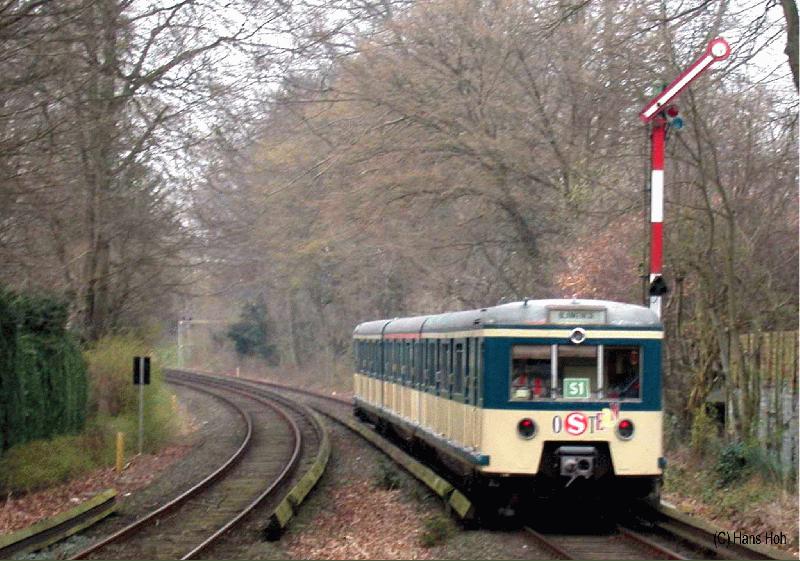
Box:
[0,434,97,493]
[689,405,719,459]
[715,441,750,487]
[715,440,785,488]
[85,335,178,453]
[227,297,277,364]
[0,289,87,452]
[419,514,454,548]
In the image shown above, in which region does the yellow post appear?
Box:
[171,394,178,413]
[115,432,125,473]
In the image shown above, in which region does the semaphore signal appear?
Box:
[639,37,731,319]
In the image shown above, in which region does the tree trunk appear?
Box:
[781,0,799,90]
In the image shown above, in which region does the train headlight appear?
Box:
[616,419,635,440]
[517,418,537,439]
[569,328,586,344]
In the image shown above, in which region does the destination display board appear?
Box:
[547,307,607,325]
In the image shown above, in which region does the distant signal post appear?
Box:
[639,37,731,319]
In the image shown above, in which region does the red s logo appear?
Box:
[565,412,587,435]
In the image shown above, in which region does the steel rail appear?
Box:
[180,371,795,561]
[522,526,575,559]
[72,377,305,560]
[71,380,254,559]
[172,375,304,560]
[651,516,795,561]
[617,525,687,560]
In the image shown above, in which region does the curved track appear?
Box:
[192,371,794,561]
[71,376,305,560]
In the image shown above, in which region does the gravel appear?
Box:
[226,416,553,560]
[27,383,245,560]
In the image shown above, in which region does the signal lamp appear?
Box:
[518,418,537,439]
[665,105,683,130]
[616,419,635,440]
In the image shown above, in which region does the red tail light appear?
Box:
[518,418,536,439]
[617,419,635,440]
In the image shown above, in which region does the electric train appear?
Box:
[352,299,664,513]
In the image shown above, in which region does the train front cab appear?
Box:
[477,324,664,505]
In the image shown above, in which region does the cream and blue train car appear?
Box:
[352,299,664,511]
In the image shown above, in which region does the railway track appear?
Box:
[626,512,797,561]
[186,370,795,561]
[523,524,687,560]
[70,374,317,560]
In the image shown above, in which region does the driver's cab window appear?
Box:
[557,345,598,399]
[510,345,551,400]
[605,346,641,400]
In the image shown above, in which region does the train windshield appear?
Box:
[510,344,641,401]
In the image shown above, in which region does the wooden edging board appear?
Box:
[264,408,332,539]
[314,406,475,520]
[0,489,117,558]
[191,369,475,521]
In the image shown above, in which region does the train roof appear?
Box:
[353,299,661,336]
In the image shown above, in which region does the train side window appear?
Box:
[463,339,472,403]
[413,341,417,384]
[404,340,411,385]
[464,339,471,403]
[409,340,415,386]
[397,341,402,380]
[386,341,391,380]
[383,340,388,380]
[510,345,552,400]
[413,340,421,387]
[394,341,401,381]
[439,341,449,392]
[453,342,464,396]
[384,340,391,380]
[426,341,436,389]
[477,339,484,406]
[399,340,404,384]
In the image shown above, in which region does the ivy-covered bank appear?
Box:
[0,290,87,452]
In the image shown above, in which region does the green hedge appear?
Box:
[0,289,87,452]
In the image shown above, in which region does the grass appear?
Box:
[0,433,96,492]
[372,458,404,490]
[419,514,455,548]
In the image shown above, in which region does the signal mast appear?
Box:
[639,37,731,319]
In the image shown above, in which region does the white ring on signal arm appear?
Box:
[570,327,587,344]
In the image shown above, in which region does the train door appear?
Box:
[425,339,436,430]
[476,338,484,449]
[452,339,465,444]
